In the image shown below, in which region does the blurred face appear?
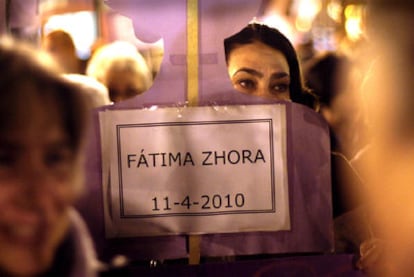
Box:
[43,37,66,56]
[106,69,146,103]
[42,36,77,73]
[227,41,291,100]
[0,97,80,276]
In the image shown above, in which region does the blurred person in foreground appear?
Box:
[86,41,153,103]
[340,0,414,276]
[303,52,366,218]
[303,52,366,159]
[0,36,99,276]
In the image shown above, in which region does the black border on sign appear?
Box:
[116,119,276,218]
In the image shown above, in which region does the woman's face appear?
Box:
[0,97,80,276]
[106,68,147,103]
[227,41,291,101]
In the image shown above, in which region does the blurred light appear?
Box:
[295,17,313,33]
[39,0,70,13]
[327,0,343,23]
[44,11,97,59]
[344,4,357,19]
[296,0,321,20]
[345,18,362,41]
[258,14,295,44]
[293,0,321,33]
[344,4,364,42]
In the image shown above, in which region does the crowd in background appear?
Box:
[41,29,154,104]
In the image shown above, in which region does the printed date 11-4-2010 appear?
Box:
[151,193,246,211]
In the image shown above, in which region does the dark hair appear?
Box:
[304,52,351,107]
[44,29,76,53]
[224,23,318,110]
[0,37,90,152]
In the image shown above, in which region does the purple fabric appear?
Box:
[199,101,333,256]
[76,0,333,262]
[78,96,333,261]
[103,0,262,108]
[77,111,188,261]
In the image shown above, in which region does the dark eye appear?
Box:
[0,149,16,168]
[45,148,73,170]
[270,83,289,94]
[231,74,258,94]
[0,148,18,178]
[238,79,256,90]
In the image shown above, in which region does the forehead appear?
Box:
[228,41,289,74]
[0,117,66,152]
[0,86,65,138]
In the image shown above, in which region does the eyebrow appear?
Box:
[271,72,290,79]
[233,67,263,78]
[0,141,18,151]
[0,137,71,150]
[233,67,290,79]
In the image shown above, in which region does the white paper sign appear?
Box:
[99,105,289,237]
